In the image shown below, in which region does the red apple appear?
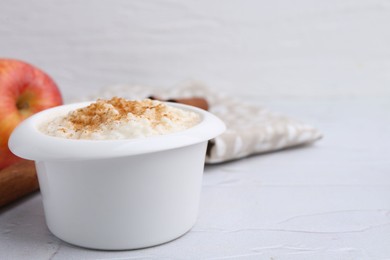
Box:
[0,59,63,169]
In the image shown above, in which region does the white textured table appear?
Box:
[1,97,389,259]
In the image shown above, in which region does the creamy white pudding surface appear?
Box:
[41,97,200,140]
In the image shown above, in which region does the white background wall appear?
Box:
[0,0,389,102]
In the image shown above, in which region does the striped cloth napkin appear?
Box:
[81,82,322,164]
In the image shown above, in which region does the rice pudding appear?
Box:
[41,97,200,140]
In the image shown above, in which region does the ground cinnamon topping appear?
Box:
[41,97,200,140]
[68,97,169,131]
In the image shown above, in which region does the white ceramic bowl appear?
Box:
[9,101,225,250]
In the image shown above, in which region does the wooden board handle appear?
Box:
[0,160,39,208]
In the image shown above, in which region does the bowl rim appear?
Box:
[9,101,226,162]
